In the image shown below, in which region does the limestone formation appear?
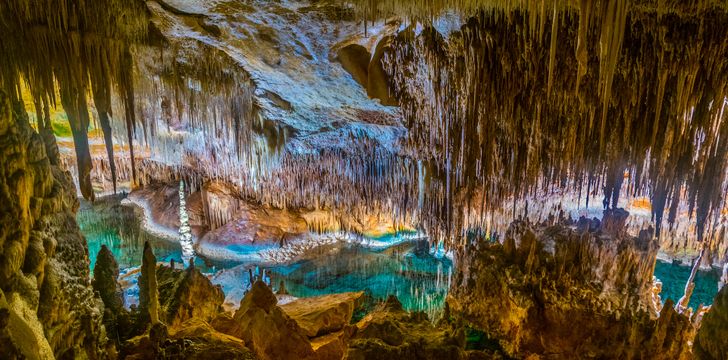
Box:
[280,291,364,337]
[0,91,107,358]
[448,211,695,358]
[93,245,125,313]
[138,241,160,326]
[694,285,728,360]
[346,296,491,359]
[228,280,317,360]
[156,263,225,329]
[1,1,728,359]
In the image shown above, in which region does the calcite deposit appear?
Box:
[1,0,728,359]
[0,91,107,358]
[449,210,696,358]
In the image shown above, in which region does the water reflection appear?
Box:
[78,195,452,317]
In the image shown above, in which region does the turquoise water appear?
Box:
[79,196,720,315]
[78,196,451,316]
[78,196,182,270]
[269,240,451,318]
[653,260,720,309]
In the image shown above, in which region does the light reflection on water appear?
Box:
[78,195,452,316]
[78,195,720,316]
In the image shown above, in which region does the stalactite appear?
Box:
[2,0,727,255]
[60,85,95,201]
[91,72,117,194]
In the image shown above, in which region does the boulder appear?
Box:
[227,280,316,360]
[280,291,364,337]
[156,263,225,329]
[346,296,472,360]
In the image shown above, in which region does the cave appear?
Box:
[1,0,727,359]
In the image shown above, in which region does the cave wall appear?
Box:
[0,91,108,358]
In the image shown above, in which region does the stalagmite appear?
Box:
[139,241,161,325]
[92,245,124,312]
[179,180,194,266]
[677,246,706,313]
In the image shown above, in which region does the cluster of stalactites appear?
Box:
[379,4,728,249]
[342,0,728,21]
[0,0,151,200]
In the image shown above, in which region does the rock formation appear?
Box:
[0,91,108,358]
[155,262,225,329]
[280,291,364,338]
[346,295,492,359]
[93,245,125,313]
[449,210,695,358]
[138,241,160,326]
[694,285,728,360]
[93,245,134,347]
[227,280,317,360]
[1,1,728,359]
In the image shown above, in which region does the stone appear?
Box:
[156,263,225,329]
[280,291,364,337]
[0,91,107,358]
[227,280,316,360]
[346,296,474,360]
[694,285,728,360]
[138,241,160,326]
[448,213,694,359]
[93,245,124,312]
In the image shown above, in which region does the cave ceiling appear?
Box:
[1,0,727,257]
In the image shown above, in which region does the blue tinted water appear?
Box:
[78,196,451,316]
[78,196,721,315]
[653,260,720,309]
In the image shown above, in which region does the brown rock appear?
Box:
[138,242,160,325]
[280,291,364,337]
[93,245,124,312]
[227,280,316,360]
[346,295,470,360]
[156,263,225,329]
[0,91,107,358]
[448,214,694,359]
[694,285,728,360]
